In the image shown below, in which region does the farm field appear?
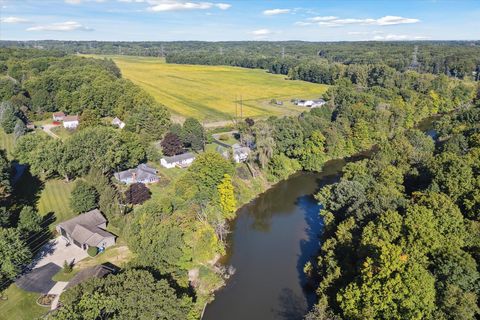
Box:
[89,55,329,122]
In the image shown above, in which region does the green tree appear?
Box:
[13,119,26,140]
[0,150,11,201]
[0,228,31,286]
[78,109,101,130]
[17,206,42,234]
[49,269,194,320]
[182,118,205,151]
[70,180,98,213]
[217,174,236,219]
[0,101,18,134]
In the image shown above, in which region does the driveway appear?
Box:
[41,124,60,139]
[34,236,89,269]
[15,263,60,294]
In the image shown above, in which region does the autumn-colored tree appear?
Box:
[125,182,151,205]
[217,174,236,219]
[161,132,183,156]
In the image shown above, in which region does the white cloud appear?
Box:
[146,1,230,12]
[263,8,290,16]
[250,28,273,39]
[296,15,420,27]
[27,21,93,32]
[65,0,106,3]
[0,16,29,23]
[373,34,428,40]
[251,28,271,36]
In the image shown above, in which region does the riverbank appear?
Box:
[204,113,443,319]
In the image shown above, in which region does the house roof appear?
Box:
[162,152,195,164]
[64,265,116,290]
[114,163,158,182]
[234,146,250,156]
[112,117,124,125]
[70,224,114,247]
[53,112,65,117]
[58,209,106,235]
[63,115,79,122]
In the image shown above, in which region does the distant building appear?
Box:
[111,117,125,129]
[114,163,159,184]
[295,99,326,108]
[56,209,116,251]
[52,112,65,121]
[222,144,251,163]
[160,152,196,169]
[63,115,79,129]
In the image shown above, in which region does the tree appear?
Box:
[78,109,101,130]
[161,132,183,156]
[296,130,326,171]
[0,228,31,286]
[49,269,194,320]
[13,119,26,140]
[70,180,98,213]
[217,174,236,219]
[0,101,18,134]
[253,121,275,168]
[182,117,205,151]
[245,117,255,127]
[125,182,151,205]
[0,150,11,201]
[18,206,42,234]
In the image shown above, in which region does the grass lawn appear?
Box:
[85,55,329,123]
[0,129,16,158]
[50,126,74,140]
[0,285,46,320]
[37,179,76,225]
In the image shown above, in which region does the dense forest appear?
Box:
[1,40,480,80]
[0,43,479,319]
[307,102,480,320]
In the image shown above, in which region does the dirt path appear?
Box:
[41,124,60,139]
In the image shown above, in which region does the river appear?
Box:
[203,117,438,320]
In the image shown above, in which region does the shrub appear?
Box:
[219,134,229,141]
[87,246,98,257]
[63,260,72,273]
[70,180,98,213]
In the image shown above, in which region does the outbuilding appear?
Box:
[160,152,196,169]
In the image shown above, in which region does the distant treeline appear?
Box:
[2,40,478,80]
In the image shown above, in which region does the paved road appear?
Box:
[41,124,60,139]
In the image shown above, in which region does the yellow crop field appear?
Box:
[97,55,329,123]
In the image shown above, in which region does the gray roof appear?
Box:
[162,152,195,164]
[58,209,114,246]
[58,209,106,235]
[65,265,115,290]
[114,163,158,182]
[313,99,326,103]
[234,146,251,156]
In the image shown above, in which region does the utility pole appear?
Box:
[240,95,243,119]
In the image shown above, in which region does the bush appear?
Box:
[63,260,72,273]
[87,246,98,257]
[219,134,229,141]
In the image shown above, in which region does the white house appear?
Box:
[111,117,125,129]
[63,115,79,129]
[52,112,65,121]
[221,144,251,163]
[295,99,326,108]
[56,209,115,251]
[160,152,196,169]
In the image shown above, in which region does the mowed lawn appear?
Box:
[0,285,46,320]
[37,179,76,224]
[102,55,328,122]
[0,129,15,158]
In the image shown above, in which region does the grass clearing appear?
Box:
[87,55,328,122]
[0,285,46,320]
[37,179,76,225]
[0,129,16,158]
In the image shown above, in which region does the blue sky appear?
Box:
[1,0,479,41]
